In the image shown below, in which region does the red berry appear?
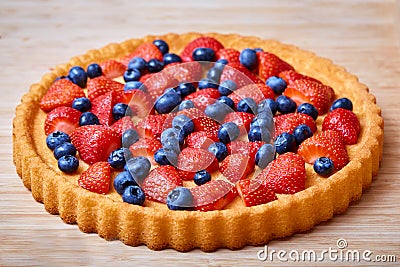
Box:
[190,180,237,211]
[219,154,254,183]
[78,162,111,194]
[216,48,240,63]
[184,88,221,112]
[90,90,119,126]
[87,76,124,101]
[279,70,321,85]
[100,59,126,79]
[237,179,277,207]
[44,106,81,136]
[180,36,224,62]
[177,147,219,180]
[273,113,317,138]
[322,108,360,145]
[257,51,294,80]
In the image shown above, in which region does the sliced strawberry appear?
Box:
[257,152,306,194]
[322,108,360,145]
[273,113,317,138]
[90,90,118,126]
[191,116,220,141]
[279,70,321,85]
[142,165,182,203]
[140,72,179,100]
[78,162,111,194]
[190,180,237,211]
[177,107,205,120]
[87,76,124,101]
[297,130,349,171]
[227,140,265,161]
[110,116,136,138]
[223,112,255,135]
[237,179,277,207]
[219,154,254,183]
[136,114,173,139]
[71,125,121,165]
[116,89,154,118]
[164,61,203,83]
[185,131,215,150]
[216,48,240,63]
[180,36,224,62]
[257,51,294,80]
[184,88,220,112]
[129,137,162,161]
[229,83,274,107]
[44,106,81,135]
[100,59,126,79]
[120,43,163,65]
[283,79,335,115]
[40,79,85,112]
[220,62,264,87]
[177,147,219,180]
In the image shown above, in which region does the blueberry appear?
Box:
[113,171,138,195]
[122,185,146,206]
[266,76,287,95]
[124,81,148,92]
[192,47,215,62]
[217,96,235,110]
[248,125,271,142]
[193,170,211,186]
[198,78,218,90]
[123,68,141,82]
[154,148,178,166]
[46,131,71,150]
[254,48,264,52]
[164,87,178,95]
[166,187,193,210]
[128,57,147,73]
[55,76,72,82]
[330,97,353,111]
[112,103,133,120]
[214,59,228,70]
[255,144,276,169]
[178,100,195,110]
[153,39,169,55]
[293,124,313,145]
[72,97,91,112]
[297,103,319,121]
[161,136,181,154]
[218,122,240,144]
[161,127,184,146]
[205,102,230,122]
[57,155,79,173]
[125,156,151,182]
[86,63,102,79]
[53,142,77,159]
[68,66,87,88]
[251,112,275,134]
[274,132,296,154]
[218,80,237,96]
[208,142,228,162]
[237,98,258,114]
[276,95,297,114]
[239,48,258,70]
[176,83,196,98]
[206,67,222,83]
[172,115,194,137]
[122,129,139,148]
[147,59,164,73]
[108,148,132,169]
[79,112,100,126]
[154,91,182,114]
[258,99,277,115]
[163,53,182,65]
[313,157,334,176]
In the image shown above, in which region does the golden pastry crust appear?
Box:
[13,33,384,252]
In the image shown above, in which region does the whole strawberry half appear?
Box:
[185,131,216,150]
[177,107,205,120]
[227,140,265,161]
[216,48,240,63]
[237,179,277,207]
[257,51,294,80]
[164,61,203,84]
[223,112,255,135]
[116,89,154,118]
[129,138,162,165]
[191,116,220,141]
[90,90,119,126]
[257,152,306,194]
[279,70,321,85]
[40,79,85,112]
[136,114,173,140]
[100,59,126,79]
[180,36,224,62]
[78,161,111,194]
[297,130,349,171]
[184,88,221,112]
[120,42,163,65]
[190,180,237,211]
[283,79,335,115]
[220,62,264,87]
[44,106,81,136]
[322,108,360,145]
[71,125,121,165]
[110,116,136,138]
[87,76,124,101]
[140,72,179,101]
[219,154,255,183]
[229,83,275,108]
[142,165,182,203]
[273,113,317,138]
[177,147,219,180]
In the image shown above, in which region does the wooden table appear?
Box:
[1,1,399,266]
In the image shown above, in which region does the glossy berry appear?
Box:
[266,76,287,94]
[206,67,222,83]
[198,78,218,90]
[192,47,215,62]
[217,96,235,110]
[57,155,79,173]
[108,148,132,169]
[122,129,140,148]
[53,142,77,159]
[79,112,100,126]
[237,98,258,114]
[112,103,132,120]
[163,53,182,65]
[214,59,228,70]
[248,125,271,142]
[330,97,353,111]
[166,187,194,210]
[46,131,71,150]
[239,48,258,70]
[172,114,194,137]
[205,102,230,122]
[258,98,277,115]
[297,103,319,121]
[147,59,164,73]
[218,80,237,96]
[161,127,185,146]
[154,91,182,114]
[178,99,195,110]
[128,57,147,73]
[218,122,240,144]
[274,132,296,154]
[194,170,212,185]
[293,124,313,145]
[68,66,87,88]
[161,136,181,154]
[276,95,297,114]
[164,87,178,94]
[122,185,146,205]
[255,143,276,169]
[208,142,228,162]
[113,171,138,195]
[125,156,151,182]
[86,63,102,79]
[72,97,91,112]
[176,83,196,98]
[124,81,148,92]
[153,39,169,55]
[123,68,141,82]
[251,112,275,134]
[154,148,178,166]
[313,157,334,176]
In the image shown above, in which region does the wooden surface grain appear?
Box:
[1,0,399,266]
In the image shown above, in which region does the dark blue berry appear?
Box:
[147,59,164,73]
[194,170,212,185]
[108,148,132,169]
[218,122,240,144]
[161,136,181,155]
[218,80,237,96]
[251,112,275,134]
[254,48,264,52]
[122,129,139,148]
[258,99,277,115]
[192,47,215,62]
[46,131,70,150]
[163,53,182,65]
[154,148,178,166]
[112,103,132,120]
[276,95,297,114]
[72,97,91,112]
[128,57,147,73]
[198,78,218,90]
[239,48,258,70]
[204,102,230,122]
[53,142,77,159]
[166,187,193,210]
[79,112,100,126]
[86,63,102,79]
[266,76,287,94]
[293,124,313,145]
[206,67,222,83]
[248,125,271,142]
[55,76,72,82]
[330,97,353,111]
[123,68,141,82]
[125,156,151,182]
[237,98,258,114]
[113,171,138,195]
[274,132,296,154]
[176,83,196,98]
[154,91,182,114]
[255,144,275,169]
[161,127,184,146]
[122,185,146,206]
[313,157,334,176]
[68,66,87,88]
[178,100,195,110]
[164,87,178,95]
[172,115,194,137]
[297,103,319,121]
[153,39,169,55]
[124,81,148,92]
[57,155,79,173]
[217,96,235,110]
[208,142,228,162]
[214,59,228,70]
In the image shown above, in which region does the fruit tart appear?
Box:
[13,33,384,251]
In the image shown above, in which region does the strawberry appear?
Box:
[257,51,294,80]
[223,112,255,135]
[100,59,126,79]
[283,79,335,115]
[185,131,215,150]
[136,114,173,139]
[216,48,240,63]
[297,130,349,170]
[129,138,162,160]
[184,88,220,112]
[140,72,179,100]
[120,43,163,65]
[177,147,219,180]
[322,108,360,145]
[190,180,237,211]
[110,116,136,138]
[177,107,205,120]
[219,154,254,183]
[87,76,124,101]
[237,179,277,207]
[220,62,264,87]
[191,116,220,141]
[227,140,265,160]
[180,36,224,62]
[116,89,154,118]
[44,106,81,135]
[257,152,306,194]
[229,83,274,107]
[164,61,203,83]
[71,125,121,165]
[40,79,85,112]
[78,162,111,194]
[142,165,182,203]
[278,70,321,85]
[273,113,317,138]
[90,90,118,126]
